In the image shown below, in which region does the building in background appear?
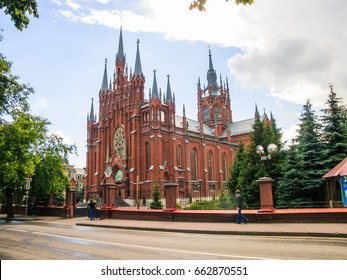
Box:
[64,165,86,203]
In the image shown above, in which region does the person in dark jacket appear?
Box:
[235,190,248,224]
[88,199,96,220]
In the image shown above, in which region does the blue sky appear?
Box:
[1,0,346,167]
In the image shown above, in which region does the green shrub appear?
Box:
[150,184,163,209]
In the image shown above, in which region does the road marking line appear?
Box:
[32,231,274,260]
[6,228,27,233]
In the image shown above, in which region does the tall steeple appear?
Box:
[101,58,108,91]
[209,48,214,70]
[151,70,159,99]
[165,74,172,104]
[207,48,218,94]
[88,98,96,123]
[255,103,260,119]
[116,26,125,64]
[134,39,143,76]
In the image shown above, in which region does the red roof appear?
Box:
[322,157,347,178]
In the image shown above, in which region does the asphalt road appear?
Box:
[0,220,347,260]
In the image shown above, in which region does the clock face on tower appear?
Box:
[114,127,126,164]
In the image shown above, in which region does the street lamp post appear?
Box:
[256,143,278,175]
[255,144,278,213]
[25,177,32,216]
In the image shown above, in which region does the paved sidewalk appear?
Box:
[2,214,347,238]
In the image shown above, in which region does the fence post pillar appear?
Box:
[257,177,275,213]
[164,182,178,210]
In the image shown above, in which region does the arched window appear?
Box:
[177,145,182,168]
[208,150,214,181]
[214,105,221,119]
[191,148,198,180]
[145,142,150,169]
[204,107,210,120]
[222,153,227,181]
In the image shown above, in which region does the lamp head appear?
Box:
[267,143,278,154]
[256,145,264,155]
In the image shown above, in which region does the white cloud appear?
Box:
[43,0,347,168]
[51,0,347,109]
[226,0,347,109]
[282,124,299,147]
[49,130,75,145]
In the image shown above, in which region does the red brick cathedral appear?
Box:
[86,27,255,206]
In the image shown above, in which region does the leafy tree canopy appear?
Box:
[0,51,32,121]
[0,111,48,218]
[0,0,39,31]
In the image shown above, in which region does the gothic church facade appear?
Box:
[86,28,255,206]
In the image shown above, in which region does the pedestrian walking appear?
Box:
[235,190,248,224]
[28,201,34,216]
[88,199,96,220]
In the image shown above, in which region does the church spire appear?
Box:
[206,47,218,93]
[151,70,158,99]
[255,103,260,119]
[134,39,143,76]
[88,98,96,123]
[165,74,172,103]
[116,26,125,64]
[208,47,214,71]
[101,58,108,91]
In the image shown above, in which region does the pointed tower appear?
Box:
[131,39,145,103]
[87,98,96,124]
[255,103,260,119]
[165,74,176,127]
[207,48,218,94]
[134,39,143,76]
[197,48,232,134]
[151,70,159,100]
[101,59,108,92]
[116,26,126,66]
[115,26,127,88]
[165,74,173,104]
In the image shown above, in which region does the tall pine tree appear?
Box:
[276,141,306,208]
[229,141,245,194]
[321,84,347,170]
[229,105,283,208]
[296,100,327,207]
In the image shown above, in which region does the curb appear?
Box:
[75,222,347,239]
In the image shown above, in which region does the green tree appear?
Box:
[321,84,347,170]
[0,51,32,121]
[296,100,327,207]
[32,134,76,205]
[230,107,283,208]
[229,141,245,194]
[0,0,39,31]
[150,184,163,209]
[0,111,48,218]
[276,141,306,208]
